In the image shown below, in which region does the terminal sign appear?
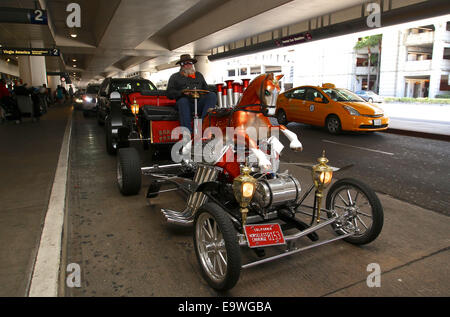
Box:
[1,48,60,57]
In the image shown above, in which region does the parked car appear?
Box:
[82,84,100,116]
[355,90,384,103]
[276,83,389,134]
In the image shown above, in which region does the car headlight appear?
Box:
[343,105,360,116]
[233,166,257,225]
[83,96,92,102]
[242,182,255,198]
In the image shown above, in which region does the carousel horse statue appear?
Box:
[182,73,303,169]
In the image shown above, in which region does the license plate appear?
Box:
[244,223,285,248]
[373,119,381,126]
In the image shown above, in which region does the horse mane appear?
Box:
[237,73,273,107]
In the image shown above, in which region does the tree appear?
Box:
[355,35,382,92]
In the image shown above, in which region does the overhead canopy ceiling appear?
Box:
[0,0,445,86]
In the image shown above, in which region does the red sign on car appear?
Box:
[244,223,285,248]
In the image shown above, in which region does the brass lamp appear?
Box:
[232,165,257,226]
[130,98,139,115]
[311,150,333,223]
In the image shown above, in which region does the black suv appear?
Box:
[96,77,157,126]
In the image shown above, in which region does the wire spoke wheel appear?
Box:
[326,178,383,245]
[194,203,241,291]
[197,213,227,282]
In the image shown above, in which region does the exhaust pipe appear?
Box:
[225,80,234,107]
[216,83,224,108]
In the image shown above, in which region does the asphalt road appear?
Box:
[279,122,450,216]
[64,110,449,297]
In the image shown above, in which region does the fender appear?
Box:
[195,181,220,194]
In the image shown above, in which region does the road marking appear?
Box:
[28,111,73,297]
[322,139,394,156]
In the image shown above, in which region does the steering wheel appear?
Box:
[182,88,210,99]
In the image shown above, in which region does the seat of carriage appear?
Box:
[128,89,232,121]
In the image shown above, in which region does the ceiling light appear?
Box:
[70,33,77,38]
[72,59,77,62]
[73,65,77,67]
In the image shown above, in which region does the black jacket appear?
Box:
[166,71,209,100]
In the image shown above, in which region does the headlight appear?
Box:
[83,96,92,102]
[242,182,255,198]
[130,104,139,115]
[312,151,333,190]
[233,166,256,205]
[343,105,360,116]
[319,171,333,186]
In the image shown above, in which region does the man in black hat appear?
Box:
[167,54,217,134]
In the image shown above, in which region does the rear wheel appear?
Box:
[325,178,383,245]
[276,109,288,125]
[326,115,341,134]
[117,147,141,196]
[368,97,373,103]
[194,202,241,291]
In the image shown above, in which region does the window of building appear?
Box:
[440,75,450,91]
[444,48,450,60]
[265,65,282,73]
[250,66,261,75]
[239,67,247,76]
[228,69,236,77]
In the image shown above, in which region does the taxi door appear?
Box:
[285,87,306,122]
[304,88,329,126]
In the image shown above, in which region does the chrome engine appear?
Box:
[253,174,301,213]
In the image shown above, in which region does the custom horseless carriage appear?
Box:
[116,74,384,291]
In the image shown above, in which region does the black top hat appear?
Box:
[176,54,197,65]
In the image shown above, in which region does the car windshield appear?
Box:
[86,86,99,94]
[323,88,366,102]
[110,80,156,93]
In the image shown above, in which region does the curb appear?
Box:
[382,128,450,142]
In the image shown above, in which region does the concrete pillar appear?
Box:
[18,40,47,87]
[47,75,60,91]
[429,22,446,98]
[194,55,214,83]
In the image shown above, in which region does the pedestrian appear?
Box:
[167,54,217,134]
[56,85,64,104]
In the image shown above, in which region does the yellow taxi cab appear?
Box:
[276,83,389,134]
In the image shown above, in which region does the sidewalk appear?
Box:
[379,102,450,139]
[0,104,71,296]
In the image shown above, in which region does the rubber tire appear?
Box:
[117,147,141,196]
[368,98,373,103]
[276,109,288,125]
[105,117,117,155]
[194,202,241,291]
[325,178,383,245]
[326,115,342,134]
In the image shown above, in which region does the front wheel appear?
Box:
[117,147,141,196]
[194,202,241,291]
[326,115,342,134]
[325,178,383,245]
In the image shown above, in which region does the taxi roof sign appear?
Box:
[322,83,335,88]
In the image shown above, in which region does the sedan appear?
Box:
[276,84,389,134]
[355,90,384,103]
